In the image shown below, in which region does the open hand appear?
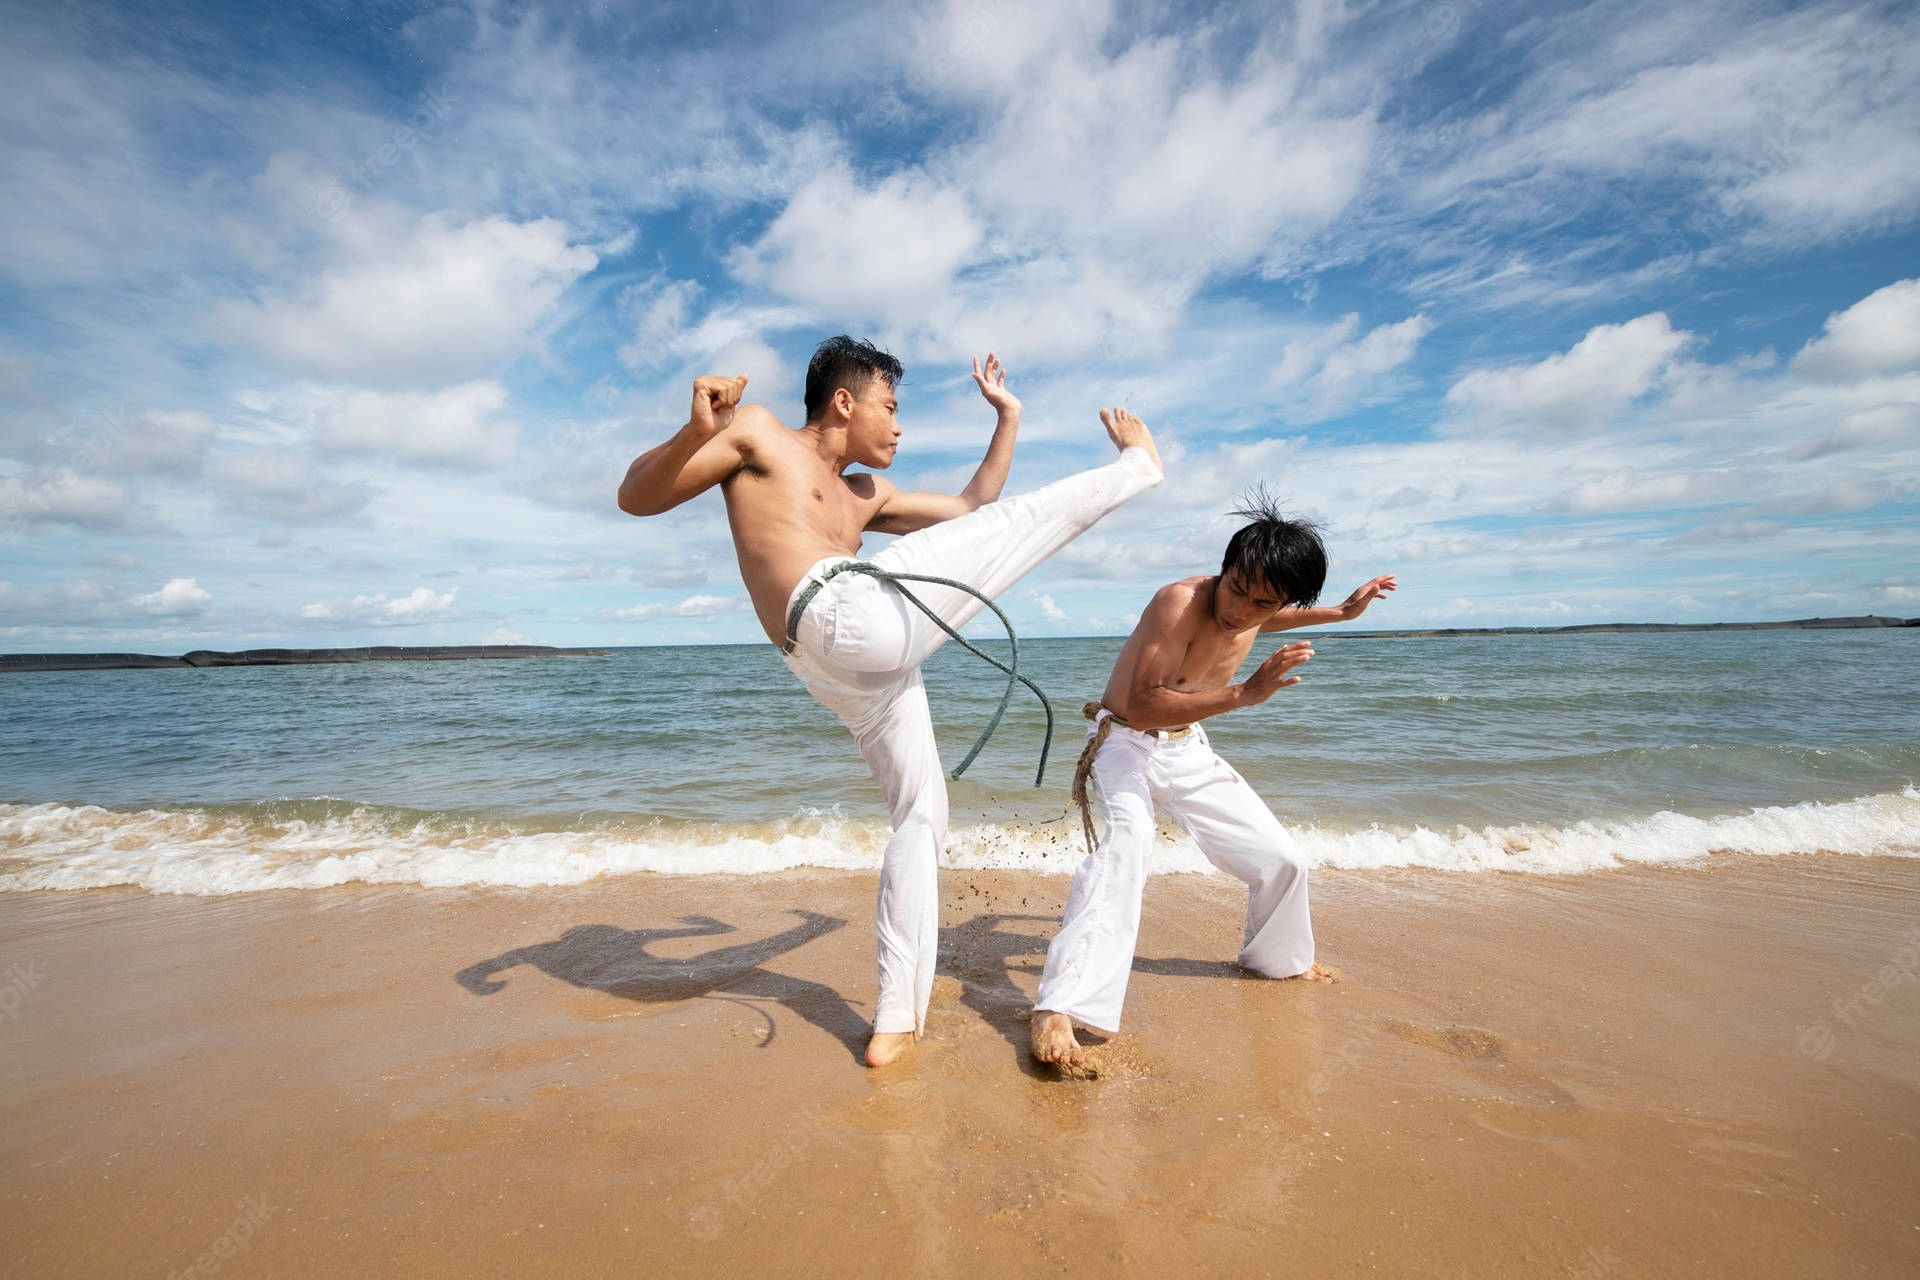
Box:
[1339,574,1396,620]
[690,373,749,435]
[1244,640,1314,703]
[971,352,1021,418]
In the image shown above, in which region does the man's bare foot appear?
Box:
[1293,961,1337,983]
[1099,406,1161,477]
[1030,1010,1095,1078]
[865,1030,916,1067]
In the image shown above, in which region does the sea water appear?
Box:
[2,631,1915,893]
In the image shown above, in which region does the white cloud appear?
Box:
[725,3,1376,361]
[0,12,231,291]
[218,188,597,387]
[1272,313,1432,417]
[609,292,802,411]
[605,593,743,621]
[301,586,460,626]
[729,166,983,322]
[928,3,1372,269]
[1559,468,1743,515]
[1791,279,1920,383]
[1771,480,1898,516]
[616,278,705,370]
[1667,519,1788,547]
[0,467,141,533]
[129,576,210,616]
[1030,591,1067,623]
[317,380,520,469]
[1379,3,1920,296]
[1791,403,1920,459]
[207,448,375,523]
[426,6,848,236]
[74,409,215,476]
[1447,313,1692,431]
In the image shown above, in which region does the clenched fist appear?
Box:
[690,373,749,436]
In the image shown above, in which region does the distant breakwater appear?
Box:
[1,645,609,674]
[1324,615,1918,639]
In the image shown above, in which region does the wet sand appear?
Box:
[2,855,1916,1278]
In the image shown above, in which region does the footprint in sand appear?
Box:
[1378,1017,1586,1137]
[1379,1017,1507,1061]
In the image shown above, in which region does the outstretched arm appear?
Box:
[1260,574,1397,632]
[617,374,756,517]
[869,353,1021,534]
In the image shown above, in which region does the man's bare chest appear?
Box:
[730,458,878,541]
[1169,629,1257,690]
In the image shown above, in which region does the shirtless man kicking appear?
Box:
[618,336,1161,1066]
[1030,493,1394,1075]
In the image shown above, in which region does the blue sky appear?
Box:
[2,0,1917,649]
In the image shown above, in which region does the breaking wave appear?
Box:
[2,788,1915,895]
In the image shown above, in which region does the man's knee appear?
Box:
[1255,840,1309,891]
[1093,798,1154,853]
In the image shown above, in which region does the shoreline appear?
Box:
[3,854,1916,1275]
[0,644,609,673]
[1316,614,1919,638]
[4,617,1914,672]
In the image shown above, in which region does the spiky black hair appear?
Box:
[1219,484,1327,608]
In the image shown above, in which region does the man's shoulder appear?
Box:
[719,405,801,477]
[1150,575,1213,608]
[1139,576,1211,629]
[729,403,791,444]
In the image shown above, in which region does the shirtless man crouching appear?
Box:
[618,336,1161,1066]
[1030,492,1395,1075]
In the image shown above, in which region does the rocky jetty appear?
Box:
[1,645,609,673]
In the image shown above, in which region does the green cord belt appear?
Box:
[783,561,1056,785]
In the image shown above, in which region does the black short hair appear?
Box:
[1220,486,1327,608]
[804,335,905,422]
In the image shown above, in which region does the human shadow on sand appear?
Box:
[1128,955,1246,980]
[938,913,1258,1075]
[455,910,869,1061]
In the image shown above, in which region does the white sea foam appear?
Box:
[1,790,1915,895]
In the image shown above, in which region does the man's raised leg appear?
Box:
[870,410,1161,665]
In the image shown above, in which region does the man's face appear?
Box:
[841,377,901,468]
[1212,567,1289,635]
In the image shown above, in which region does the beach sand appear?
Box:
[2,855,1916,1278]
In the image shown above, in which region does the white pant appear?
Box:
[782,448,1161,1034]
[1035,714,1314,1033]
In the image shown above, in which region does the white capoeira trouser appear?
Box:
[1035,710,1314,1033]
[781,447,1161,1036]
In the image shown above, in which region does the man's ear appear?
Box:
[832,386,855,419]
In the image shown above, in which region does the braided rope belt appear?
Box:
[783,561,1056,785]
[1069,702,1117,856]
[1069,703,1194,855]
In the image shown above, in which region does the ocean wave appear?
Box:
[0,789,1915,895]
